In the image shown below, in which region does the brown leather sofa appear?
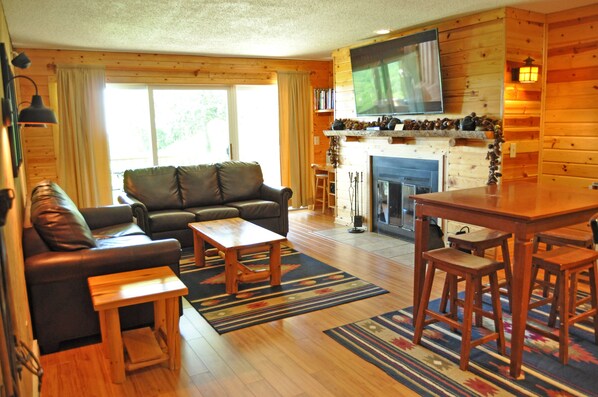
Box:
[118,161,293,247]
[23,180,182,353]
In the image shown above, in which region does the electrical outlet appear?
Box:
[509,143,517,158]
[314,136,320,145]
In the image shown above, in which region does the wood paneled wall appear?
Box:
[502,8,545,182]
[542,4,598,189]
[16,49,332,194]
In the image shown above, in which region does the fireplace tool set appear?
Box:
[348,172,365,233]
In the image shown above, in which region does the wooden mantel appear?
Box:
[324,129,493,140]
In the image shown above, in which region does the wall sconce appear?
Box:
[18,102,46,128]
[512,57,539,83]
[11,51,31,69]
[2,75,58,127]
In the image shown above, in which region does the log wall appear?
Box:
[15,50,332,195]
[542,4,598,189]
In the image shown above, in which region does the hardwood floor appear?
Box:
[39,210,445,397]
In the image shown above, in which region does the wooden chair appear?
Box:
[439,229,512,322]
[527,245,598,364]
[413,247,506,371]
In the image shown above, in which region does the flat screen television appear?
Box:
[350,29,444,116]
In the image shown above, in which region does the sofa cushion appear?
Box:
[148,210,196,233]
[217,161,264,202]
[124,166,182,211]
[185,206,239,222]
[178,164,222,207]
[226,200,280,220]
[30,180,97,251]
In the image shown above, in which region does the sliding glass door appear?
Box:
[105,84,279,201]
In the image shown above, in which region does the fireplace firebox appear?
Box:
[372,156,440,241]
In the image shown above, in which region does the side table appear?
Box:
[88,266,188,383]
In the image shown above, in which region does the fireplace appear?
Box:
[372,156,440,241]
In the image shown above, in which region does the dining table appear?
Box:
[411,180,598,379]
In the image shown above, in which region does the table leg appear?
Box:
[104,308,125,383]
[193,231,206,267]
[270,241,282,286]
[154,299,166,335]
[413,205,430,324]
[225,249,238,294]
[509,232,534,379]
[165,297,181,370]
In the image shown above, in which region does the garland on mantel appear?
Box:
[329,113,504,185]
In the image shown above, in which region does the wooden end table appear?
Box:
[88,266,188,383]
[188,217,287,294]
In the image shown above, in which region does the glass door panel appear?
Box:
[152,88,230,165]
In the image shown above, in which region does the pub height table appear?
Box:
[410,181,598,379]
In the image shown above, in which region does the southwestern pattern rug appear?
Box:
[325,294,598,397]
[179,246,388,333]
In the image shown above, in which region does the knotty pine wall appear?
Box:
[542,4,598,189]
[15,50,332,195]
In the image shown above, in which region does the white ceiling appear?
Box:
[2,0,596,60]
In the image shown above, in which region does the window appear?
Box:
[105,84,280,201]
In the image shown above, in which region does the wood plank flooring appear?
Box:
[39,210,445,397]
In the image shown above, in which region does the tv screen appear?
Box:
[350,29,444,116]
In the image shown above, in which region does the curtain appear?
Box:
[56,66,111,207]
[277,71,310,208]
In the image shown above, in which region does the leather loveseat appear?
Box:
[23,180,182,353]
[117,161,293,248]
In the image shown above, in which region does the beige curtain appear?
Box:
[56,66,112,207]
[277,71,310,208]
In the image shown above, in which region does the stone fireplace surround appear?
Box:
[324,129,491,238]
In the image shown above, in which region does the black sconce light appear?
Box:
[18,102,46,128]
[11,52,31,69]
[2,75,58,127]
[512,57,539,83]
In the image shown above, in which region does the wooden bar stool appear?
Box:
[314,173,328,213]
[527,245,598,364]
[439,229,512,321]
[533,224,594,297]
[413,247,506,371]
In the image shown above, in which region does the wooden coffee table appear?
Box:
[88,266,188,383]
[189,217,286,294]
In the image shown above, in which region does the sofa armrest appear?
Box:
[118,192,150,234]
[80,205,133,230]
[260,184,293,204]
[260,184,293,235]
[25,238,181,285]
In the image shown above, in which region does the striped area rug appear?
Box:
[325,294,598,397]
[179,247,388,333]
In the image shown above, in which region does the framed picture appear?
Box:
[1,42,22,177]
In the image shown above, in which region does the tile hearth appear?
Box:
[313,227,415,266]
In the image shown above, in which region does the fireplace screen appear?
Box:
[372,156,439,241]
[376,181,430,231]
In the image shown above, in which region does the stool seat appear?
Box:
[534,225,594,250]
[413,247,506,370]
[425,247,504,274]
[527,245,598,365]
[448,229,512,251]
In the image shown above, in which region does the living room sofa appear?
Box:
[23,180,182,353]
[117,161,293,248]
